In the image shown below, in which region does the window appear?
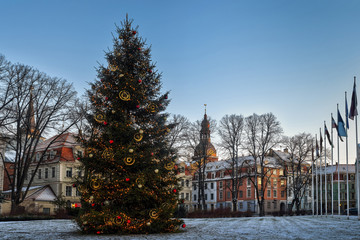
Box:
[49,150,56,159]
[38,169,42,179]
[239,190,243,198]
[181,193,184,199]
[220,171,224,178]
[219,181,223,189]
[279,169,283,175]
[186,180,189,187]
[181,179,185,187]
[247,178,251,186]
[211,182,214,189]
[205,194,208,200]
[226,181,230,188]
[281,191,285,198]
[227,191,231,199]
[193,184,197,191]
[211,193,214,200]
[247,188,251,198]
[45,168,48,179]
[273,190,277,198]
[239,179,243,186]
[194,194,197,201]
[66,186,72,196]
[211,173,215,179]
[273,179,277,187]
[36,153,40,161]
[205,183,208,189]
[281,180,285,186]
[186,193,189,200]
[52,167,56,178]
[267,202,271,209]
[267,189,271,198]
[219,191,223,200]
[239,202,243,209]
[76,150,83,158]
[66,167,72,178]
[43,208,50,215]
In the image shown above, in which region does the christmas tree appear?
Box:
[76,16,184,235]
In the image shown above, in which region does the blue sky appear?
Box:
[1,0,360,162]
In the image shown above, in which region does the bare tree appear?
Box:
[243,113,283,216]
[218,114,245,211]
[0,60,84,214]
[165,114,190,161]
[183,115,217,211]
[282,133,313,214]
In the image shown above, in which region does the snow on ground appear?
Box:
[0,216,359,240]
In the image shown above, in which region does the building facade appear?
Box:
[23,132,83,210]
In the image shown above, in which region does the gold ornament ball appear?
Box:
[129,149,134,153]
[104,200,110,205]
[138,184,143,188]
[111,110,116,114]
[146,222,151,226]
[154,169,159,173]
[139,129,144,134]
[89,154,93,158]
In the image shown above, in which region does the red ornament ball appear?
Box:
[72,184,76,187]
[109,140,114,144]
[151,152,154,156]
[136,105,140,108]
[173,189,177,193]
[103,121,108,125]
[132,31,136,35]
[165,95,168,99]
[127,220,131,224]
[182,224,186,228]
[91,203,95,207]
[97,231,101,235]
[117,216,122,220]
[138,47,141,50]
[148,69,152,73]
[138,79,142,83]
[125,178,130,182]
[77,157,80,160]
[105,97,109,101]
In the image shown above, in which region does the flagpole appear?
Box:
[346,92,350,219]
[324,122,328,216]
[337,104,341,217]
[331,114,334,217]
[349,76,359,220]
[312,143,315,216]
[320,128,323,216]
[315,134,319,216]
[356,114,360,221]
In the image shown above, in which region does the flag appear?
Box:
[320,129,323,153]
[345,94,349,129]
[332,116,343,142]
[325,124,333,147]
[316,137,320,158]
[337,109,347,137]
[349,79,358,120]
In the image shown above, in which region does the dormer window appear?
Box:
[49,150,56,159]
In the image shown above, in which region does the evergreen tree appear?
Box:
[76,16,184,235]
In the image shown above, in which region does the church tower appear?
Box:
[193,105,218,162]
